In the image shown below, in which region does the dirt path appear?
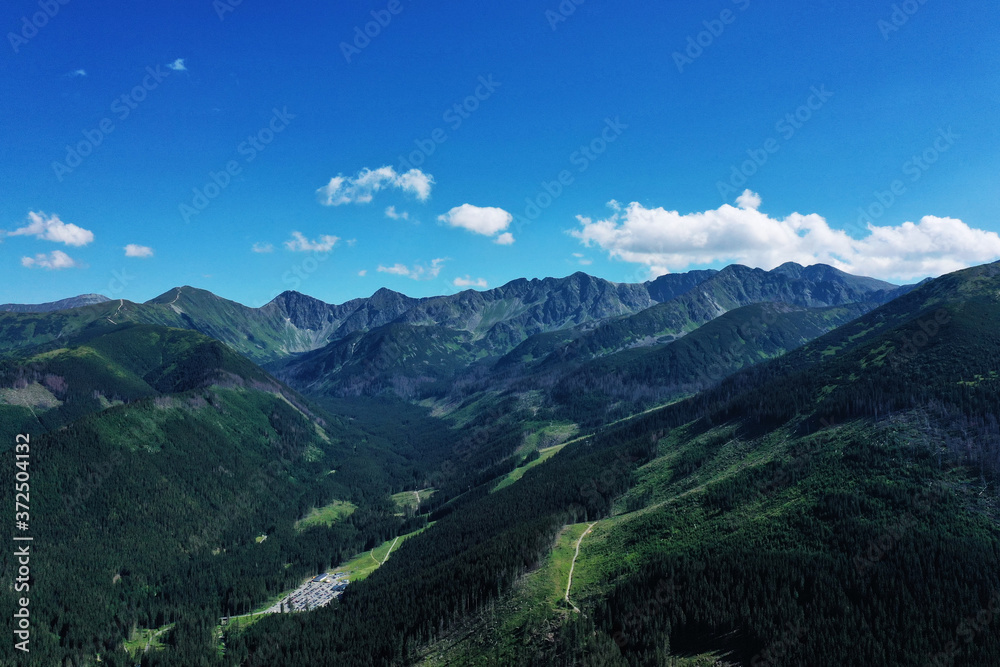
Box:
[107,299,124,325]
[144,626,169,653]
[565,522,596,613]
[370,536,401,567]
[381,536,400,565]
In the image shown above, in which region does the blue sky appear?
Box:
[2,0,999,307]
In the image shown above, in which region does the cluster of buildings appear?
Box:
[266,572,349,614]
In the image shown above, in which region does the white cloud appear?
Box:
[572,190,1000,281]
[378,264,411,276]
[439,204,513,238]
[8,212,94,247]
[735,190,762,210]
[317,166,434,206]
[377,258,446,281]
[252,242,274,253]
[21,250,79,270]
[167,58,187,71]
[124,244,153,258]
[396,169,434,201]
[69,69,87,77]
[385,206,410,221]
[453,276,488,288]
[493,232,515,245]
[284,232,339,253]
[358,269,368,276]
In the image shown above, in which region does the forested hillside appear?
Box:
[2,262,992,666]
[230,261,1000,666]
[0,325,456,665]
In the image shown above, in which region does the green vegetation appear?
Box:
[335,527,428,582]
[0,325,448,666]
[294,500,358,531]
[492,443,568,493]
[392,488,435,514]
[549,302,870,425]
[124,624,174,658]
[231,262,1000,666]
[2,262,998,666]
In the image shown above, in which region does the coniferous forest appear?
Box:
[0,262,999,665]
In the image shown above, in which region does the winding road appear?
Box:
[107,299,124,325]
[565,522,596,613]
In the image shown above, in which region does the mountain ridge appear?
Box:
[0,293,111,312]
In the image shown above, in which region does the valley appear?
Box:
[2,262,999,666]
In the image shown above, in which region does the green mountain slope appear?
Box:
[0,325,449,666]
[229,261,1000,666]
[0,293,110,312]
[0,266,905,407]
[547,301,872,423]
[273,265,904,403]
[553,263,906,361]
[279,323,486,398]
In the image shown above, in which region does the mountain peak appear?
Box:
[771,261,805,276]
[0,293,111,313]
[370,287,410,300]
[268,290,331,308]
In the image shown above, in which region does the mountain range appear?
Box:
[0,293,110,313]
[0,263,912,403]
[4,261,999,667]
